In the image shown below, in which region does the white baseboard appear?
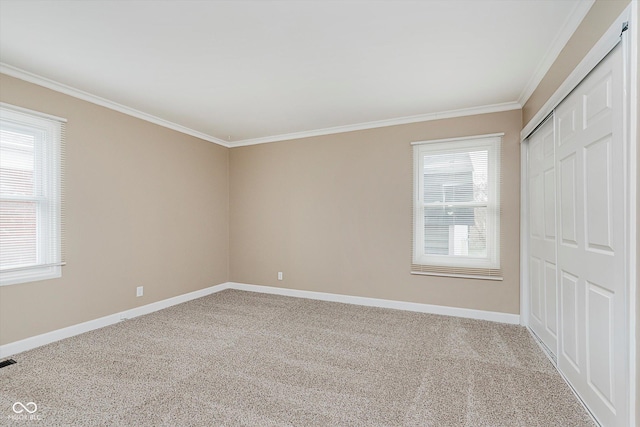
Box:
[228,282,520,325]
[0,282,231,358]
[0,281,519,359]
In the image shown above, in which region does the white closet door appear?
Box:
[527,118,558,356]
[555,44,627,427]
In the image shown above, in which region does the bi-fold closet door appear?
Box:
[526,44,628,427]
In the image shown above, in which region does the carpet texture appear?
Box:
[1,289,594,426]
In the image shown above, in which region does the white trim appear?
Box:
[412,135,501,272]
[0,280,521,358]
[0,282,232,358]
[228,282,520,324]
[230,103,520,147]
[411,132,504,146]
[519,134,529,327]
[410,271,503,281]
[623,2,637,424]
[1,62,521,148]
[521,7,630,140]
[517,0,595,106]
[0,63,231,148]
[0,102,67,123]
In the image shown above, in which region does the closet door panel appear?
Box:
[527,117,557,353]
[555,45,626,427]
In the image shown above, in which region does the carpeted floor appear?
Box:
[1,289,594,426]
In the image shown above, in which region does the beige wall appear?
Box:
[1,2,635,388]
[0,74,230,345]
[230,110,522,314]
[523,0,630,125]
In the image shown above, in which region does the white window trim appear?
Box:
[0,104,65,286]
[412,133,502,273]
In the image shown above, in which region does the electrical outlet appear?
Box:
[136,286,144,297]
[277,272,283,281]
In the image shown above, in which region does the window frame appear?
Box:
[412,133,502,274]
[0,104,65,286]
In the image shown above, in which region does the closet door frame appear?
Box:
[519,3,637,426]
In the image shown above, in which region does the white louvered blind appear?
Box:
[412,134,502,280]
[0,104,65,286]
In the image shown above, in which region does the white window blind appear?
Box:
[0,103,65,286]
[412,133,502,280]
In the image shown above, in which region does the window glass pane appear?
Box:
[423,150,487,204]
[423,223,449,255]
[422,149,489,258]
[469,150,488,203]
[423,152,470,203]
[0,128,35,197]
[0,200,37,269]
[468,207,487,257]
[424,207,487,258]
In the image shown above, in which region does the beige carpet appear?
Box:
[1,289,594,426]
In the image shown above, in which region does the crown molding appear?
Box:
[517,0,595,107]
[230,101,522,147]
[1,63,521,149]
[0,63,231,148]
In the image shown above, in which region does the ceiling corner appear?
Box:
[0,62,230,148]
[517,0,596,107]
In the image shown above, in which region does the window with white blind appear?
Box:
[0,104,65,286]
[412,133,502,280]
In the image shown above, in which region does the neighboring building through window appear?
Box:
[0,104,65,286]
[412,133,502,279]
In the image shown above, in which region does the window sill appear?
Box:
[411,270,503,281]
[0,266,62,286]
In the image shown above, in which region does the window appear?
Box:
[412,133,501,279]
[0,104,65,286]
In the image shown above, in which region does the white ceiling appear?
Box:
[0,0,592,146]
